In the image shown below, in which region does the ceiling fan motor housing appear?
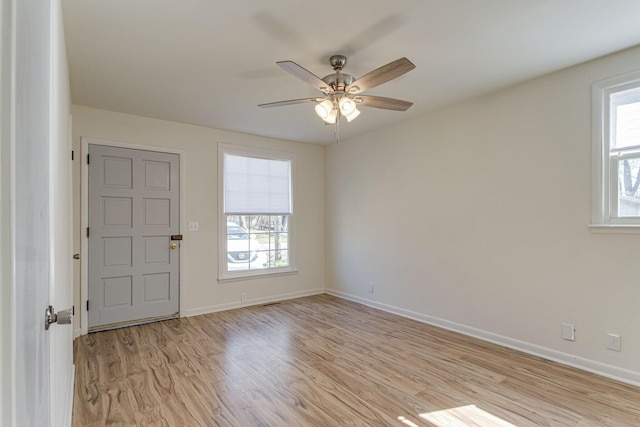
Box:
[322,73,355,93]
[323,55,355,93]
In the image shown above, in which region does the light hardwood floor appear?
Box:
[73,294,640,426]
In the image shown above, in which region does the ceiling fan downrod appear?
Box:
[329,55,347,71]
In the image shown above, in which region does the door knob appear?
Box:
[170,243,177,249]
[45,305,73,330]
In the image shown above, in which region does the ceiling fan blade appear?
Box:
[277,61,331,94]
[346,57,415,94]
[356,95,413,111]
[258,97,321,108]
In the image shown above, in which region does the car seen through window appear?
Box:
[226,223,258,263]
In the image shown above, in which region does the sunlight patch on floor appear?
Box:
[417,404,517,427]
[397,415,421,426]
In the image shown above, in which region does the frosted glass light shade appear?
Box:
[314,99,334,119]
[345,108,360,122]
[338,96,356,115]
[325,108,338,124]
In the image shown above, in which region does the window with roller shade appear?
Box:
[218,144,295,279]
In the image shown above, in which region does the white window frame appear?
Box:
[218,143,297,281]
[591,70,640,233]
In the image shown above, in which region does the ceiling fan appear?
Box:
[258,55,415,125]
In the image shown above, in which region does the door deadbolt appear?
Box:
[45,305,73,331]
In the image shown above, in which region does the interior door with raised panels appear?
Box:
[88,144,180,331]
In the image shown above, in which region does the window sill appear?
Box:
[589,224,640,234]
[218,268,298,283]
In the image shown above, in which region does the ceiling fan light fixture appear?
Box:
[325,108,338,124]
[261,56,415,133]
[314,99,334,120]
[338,96,356,116]
[345,107,360,122]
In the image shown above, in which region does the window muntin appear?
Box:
[219,144,295,279]
[593,72,640,227]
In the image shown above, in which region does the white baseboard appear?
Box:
[325,289,640,388]
[183,288,324,317]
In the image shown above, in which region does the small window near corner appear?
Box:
[592,71,640,230]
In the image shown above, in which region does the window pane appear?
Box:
[227,216,257,271]
[269,250,289,268]
[225,214,290,272]
[611,87,640,150]
[266,234,288,266]
[617,157,640,217]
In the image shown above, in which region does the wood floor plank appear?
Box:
[73,294,640,426]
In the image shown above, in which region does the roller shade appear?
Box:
[224,153,291,214]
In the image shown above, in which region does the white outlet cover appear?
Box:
[188,221,199,231]
[607,333,621,352]
[561,323,575,341]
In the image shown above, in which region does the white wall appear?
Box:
[71,106,325,330]
[326,45,640,385]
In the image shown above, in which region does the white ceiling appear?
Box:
[62,0,640,144]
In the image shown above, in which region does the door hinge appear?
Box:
[87,154,90,164]
[86,300,89,311]
[71,150,74,161]
[86,227,90,238]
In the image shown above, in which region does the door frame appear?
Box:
[79,137,186,336]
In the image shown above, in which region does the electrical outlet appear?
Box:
[368,281,374,293]
[188,221,199,232]
[561,323,575,341]
[607,333,621,352]
[241,292,247,302]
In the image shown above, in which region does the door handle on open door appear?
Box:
[45,305,73,331]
